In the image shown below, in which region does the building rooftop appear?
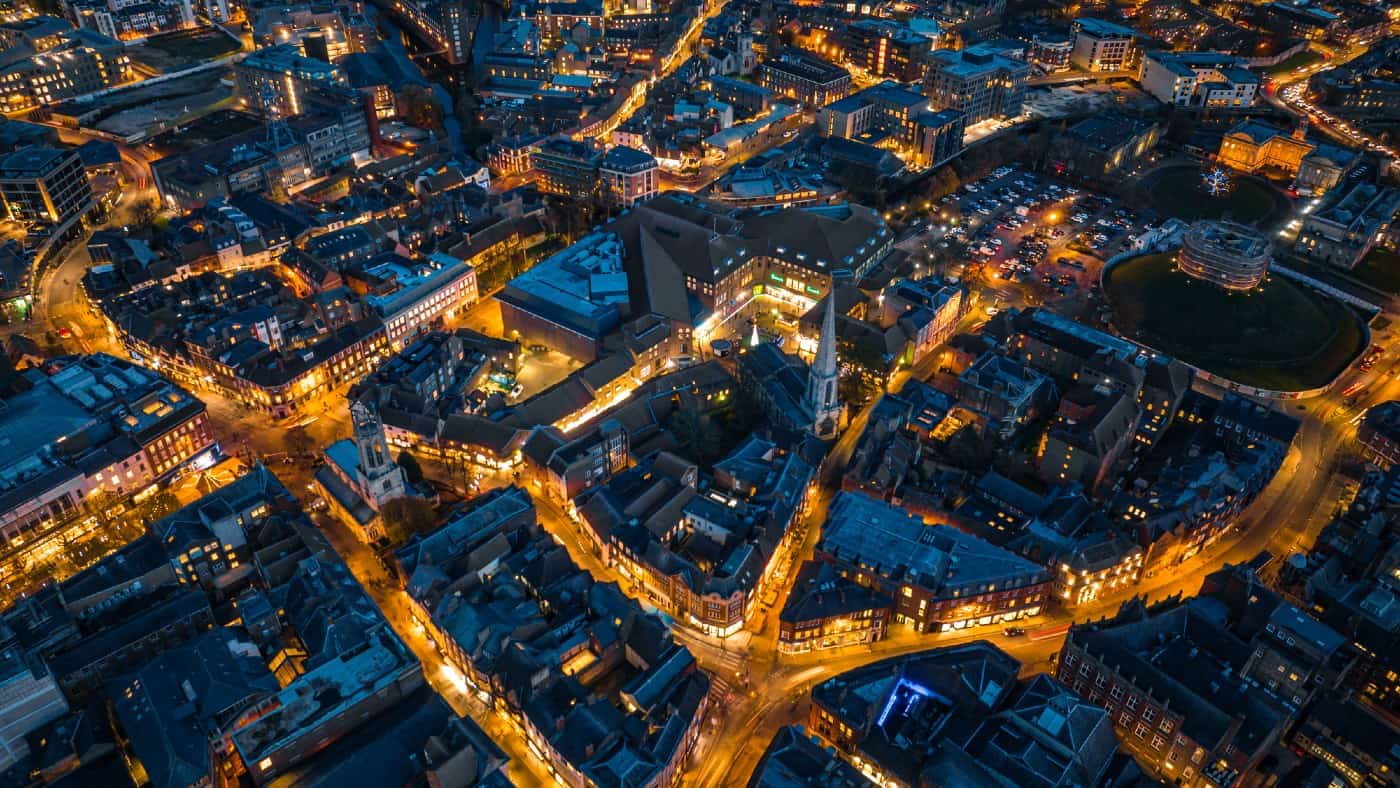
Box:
[1073,17,1139,38]
[764,48,850,85]
[0,146,71,178]
[820,492,1048,591]
[749,726,870,787]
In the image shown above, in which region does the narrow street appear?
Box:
[311,510,562,787]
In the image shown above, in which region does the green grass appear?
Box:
[1106,253,1365,391]
[1262,49,1322,76]
[1144,166,1289,226]
[1349,249,1400,295]
[142,29,241,61]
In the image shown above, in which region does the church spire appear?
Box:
[807,292,841,439]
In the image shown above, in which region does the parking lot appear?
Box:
[904,165,1172,314]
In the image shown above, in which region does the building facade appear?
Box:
[760,48,852,107]
[1177,220,1272,290]
[1070,18,1138,72]
[0,146,92,226]
[925,43,1028,125]
[598,145,658,207]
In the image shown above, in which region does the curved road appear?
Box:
[682,337,1375,786]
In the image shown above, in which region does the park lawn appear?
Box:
[1106,253,1365,391]
[1349,249,1400,295]
[1145,167,1284,225]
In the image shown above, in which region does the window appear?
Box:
[1151,735,1167,750]
[1142,707,1156,723]
[1125,695,1139,711]
[1159,719,1173,734]
[1134,723,1149,739]
[1110,685,1124,700]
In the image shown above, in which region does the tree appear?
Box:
[669,408,724,465]
[84,489,126,530]
[380,496,438,545]
[400,85,444,134]
[284,428,315,458]
[943,424,995,470]
[133,490,179,527]
[396,450,425,485]
[133,198,157,226]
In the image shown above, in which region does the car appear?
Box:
[529,343,548,353]
[984,306,1000,316]
[1003,627,1026,637]
[56,327,72,338]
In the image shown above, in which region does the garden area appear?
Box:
[1105,252,1366,392]
[1141,165,1291,227]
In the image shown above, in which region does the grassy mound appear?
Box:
[1105,253,1364,391]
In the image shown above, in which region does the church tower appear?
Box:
[806,293,842,439]
[350,400,407,510]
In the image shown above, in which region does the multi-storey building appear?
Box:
[924,43,1029,125]
[395,485,710,788]
[0,354,215,547]
[760,48,852,107]
[498,193,893,360]
[877,277,965,363]
[231,545,424,784]
[0,29,130,112]
[709,75,774,116]
[1140,51,1259,108]
[845,20,933,82]
[1058,599,1292,786]
[1178,220,1272,290]
[598,145,658,207]
[520,419,628,502]
[485,133,543,176]
[817,492,1051,633]
[819,81,964,167]
[1294,180,1400,269]
[1070,17,1138,73]
[1029,33,1073,72]
[1357,400,1400,469]
[234,44,350,118]
[810,643,1128,787]
[0,648,67,772]
[0,146,92,227]
[1050,113,1159,177]
[361,252,479,349]
[152,109,369,211]
[530,136,603,198]
[382,0,473,64]
[0,15,71,52]
[576,438,815,637]
[149,464,295,590]
[778,560,891,654]
[1216,119,1313,177]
